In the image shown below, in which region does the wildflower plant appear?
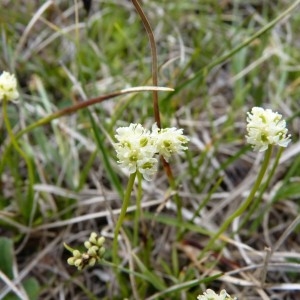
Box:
[197,289,237,300]
[200,106,291,257]
[112,122,189,264]
[2,0,298,298]
[0,71,36,221]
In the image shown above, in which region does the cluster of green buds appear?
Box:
[64,232,105,270]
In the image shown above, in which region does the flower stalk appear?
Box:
[1,71,35,221]
[201,106,291,258]
[112,123,189,264]
[200,145,273,257]
[112,172,137,266]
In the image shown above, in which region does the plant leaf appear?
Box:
[0,237,14,279]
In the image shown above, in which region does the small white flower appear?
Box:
[246,107,291,152]
[114,123,157,181]
[151,123,189,161]
[137,157,158,181]
[197,289,236,300]
[0,71,19,101]
[115,123,150,146]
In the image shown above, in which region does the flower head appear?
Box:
[246,107,291,152]
[114,123,158,181]
[114,123,189,180]
[0,71,19,101]
[151,123,190,162]
[197,289,236,300]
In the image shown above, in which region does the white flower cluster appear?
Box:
[246,107,291,152]
[114,123,189,181]
[0,71,19,101]
[197,289,236,300]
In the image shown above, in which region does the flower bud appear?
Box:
[87,246,98,256]
[97,236,105,246]
[84,241,92,249]
[67,257,76,265]
[88,257,96,267]
[89,232,98,244]
[72,250,81,258]
[74,258,82,267]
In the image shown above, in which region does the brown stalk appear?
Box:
[131,0,161,128]
[131,0,174,181]
[131,0,181,223]
[16,86,173,139]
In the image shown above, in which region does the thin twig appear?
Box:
[131,0,160,128]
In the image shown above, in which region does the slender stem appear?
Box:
[166,166,183,228]
[112,172,137,266]
[133,172,143,247]
[2,100,35,221]
[18,87,172,138]
[242,147,284,231]
[200,146,273,258]
[131,0,160,128]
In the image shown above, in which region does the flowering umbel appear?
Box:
[197,289,237,300]
[65,232,105,270]
[0,71,19,101]
[246,107,291,152]
[114,123,189,180]
[151,124,189,162]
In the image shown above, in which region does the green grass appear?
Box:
[1,0,300,299]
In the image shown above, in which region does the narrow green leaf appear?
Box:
[22,278,40,300]
[275,182,300,201]
[132,253,166,291]
[0,237,14,279]
[88,112,123,197]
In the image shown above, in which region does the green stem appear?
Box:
[2,100,35,222]
[167,172,183,234]
[242,147,283,231]
[133,172,143,247]
[200,146,273,258]
[112,172,137,266]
